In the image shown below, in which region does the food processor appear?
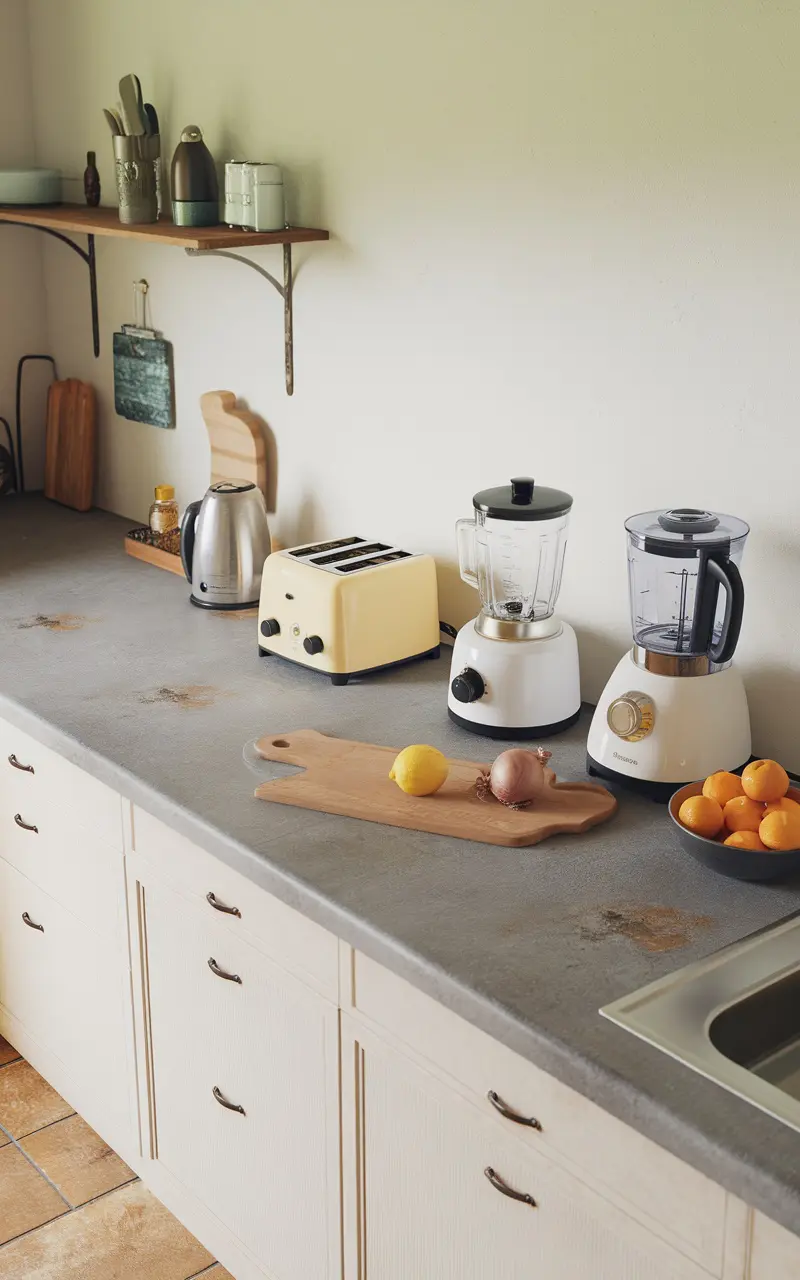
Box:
[587,507,751,798]
[447,476,581,737]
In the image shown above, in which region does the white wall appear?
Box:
[0,0,48,491]
[23,0,800,765]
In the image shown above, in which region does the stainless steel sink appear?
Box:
[601,911,800,1132]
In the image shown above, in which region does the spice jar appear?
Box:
[149,485,179,535]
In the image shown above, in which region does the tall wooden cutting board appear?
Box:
[201,390,267,496]
[254,731,617,847]
[44,379,97,512]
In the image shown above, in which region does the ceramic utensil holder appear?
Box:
[113,134,160,225]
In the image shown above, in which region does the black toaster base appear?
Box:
[258,644,441,685]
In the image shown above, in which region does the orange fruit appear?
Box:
[762,796,800,818]
[702,771,744,808]
[723,830,768,851]
[759,808,800,851]
[741,759,790,803]
[678,795,724,838]
[723,795,765,833]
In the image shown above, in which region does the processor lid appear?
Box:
[626,507,750,553]
[472,476,573,521]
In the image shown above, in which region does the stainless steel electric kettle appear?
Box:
[180,481,272,609]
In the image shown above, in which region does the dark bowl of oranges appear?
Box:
[669,760,800,882]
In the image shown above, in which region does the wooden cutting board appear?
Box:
[44,379,96,512]
[254,731,617,847]
[201,390,267,495]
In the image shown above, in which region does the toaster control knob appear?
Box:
[607,691,655,742]
[451,667,486,704]
[304,635,324,656]
[260,618,281,638]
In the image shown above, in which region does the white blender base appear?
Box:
[447,617,581,738]
[587,650,751,796]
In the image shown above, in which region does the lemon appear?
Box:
[389,745,449,796]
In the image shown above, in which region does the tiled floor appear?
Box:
[0,1034,233,1280]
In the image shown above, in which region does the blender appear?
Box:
[447,476,581,737]
[587,507,751,798]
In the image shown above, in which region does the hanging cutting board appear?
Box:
[113,327,175,429]
[254,731,617,847]
[200,390,267,495]
[44,379,97,512]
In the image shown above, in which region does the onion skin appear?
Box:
[476,747,552,808]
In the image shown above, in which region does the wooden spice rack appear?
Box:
[0,204,330,394]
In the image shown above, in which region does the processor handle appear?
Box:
[456,518,478,589]
[707,558,744,665]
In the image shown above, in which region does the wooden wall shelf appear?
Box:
[0,204,330,393]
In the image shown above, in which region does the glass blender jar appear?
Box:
[448,477,581,737]
[625,508,749,671]
[587,506,751,797]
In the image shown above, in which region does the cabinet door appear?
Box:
[140,872,340,1280]
[342,1017,711,1280]
[0,855,131,1140]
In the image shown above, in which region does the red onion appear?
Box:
[476,747,552,808]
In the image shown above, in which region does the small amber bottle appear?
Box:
[149,485,179,535]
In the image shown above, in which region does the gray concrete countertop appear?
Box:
[2,496,799,1234]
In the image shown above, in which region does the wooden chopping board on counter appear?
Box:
[254,731,617,847]
[44,379,97,512]
[201,389,267,495]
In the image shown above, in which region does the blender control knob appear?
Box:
[304,635,324,655]
[260,618,281,638]
[451,667,486,704]
[607,691,655,742]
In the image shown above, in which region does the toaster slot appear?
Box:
[311,542,390,566]
[336,550,412,573]
[288,537,364,558]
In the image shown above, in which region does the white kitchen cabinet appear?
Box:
[749,1210,800,1279]
[131,858,340,1280]
[0,854,131,1145]
[342,1014,712,1280]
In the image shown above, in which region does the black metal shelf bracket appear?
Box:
[1,222,99,358]
[185,244,295,396]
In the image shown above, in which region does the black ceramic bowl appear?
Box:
[668,782,800,883]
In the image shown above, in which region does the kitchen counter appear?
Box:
[2,495,799,1235]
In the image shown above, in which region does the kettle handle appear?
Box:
[180,500,202,583]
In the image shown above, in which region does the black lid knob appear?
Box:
[451,667,485,704]
[260,618,281,638]
[511,477,535,505]
[304,635,324,655]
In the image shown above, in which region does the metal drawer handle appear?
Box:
[8,754,34,774]
[208,957,242,984]
[14,814,38,834]
[487,1090,542,1131]
[206,892,241,918]
[22,912,44,932]
[212,1085,245,1116]
[484,1167,537,1207]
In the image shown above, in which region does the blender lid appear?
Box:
[626,507,750,552]
[472,476,573,521]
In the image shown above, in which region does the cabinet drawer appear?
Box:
[0,801,124,940]
[0,856,130,1138]
[141,871,340,1280]
[346,1017,711,1280]
[132,806,338,1000]
[347,950,726,1274]
[0,718,122,848]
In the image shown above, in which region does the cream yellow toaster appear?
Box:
[257,537,441,684]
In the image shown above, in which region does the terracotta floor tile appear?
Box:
[192,1268,235,1279]
[0,1180,214,1280]
[20,1115,135,1208]
[0,1145,68,1246]
[0,1063,73,1140]
[0,1037,20,1068]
